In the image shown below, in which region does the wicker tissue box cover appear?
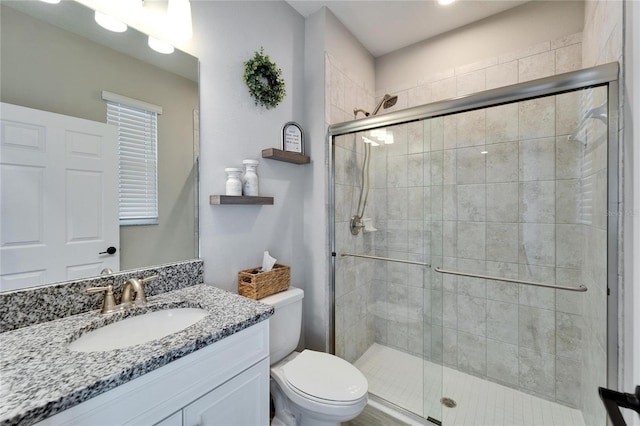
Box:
[238,264,290,300]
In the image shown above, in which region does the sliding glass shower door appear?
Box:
[425,85,610,426]
[331,65,616,426]
[333,126,439,422]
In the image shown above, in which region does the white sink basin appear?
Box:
[69,308,209,352]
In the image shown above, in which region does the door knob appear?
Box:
[99,246,117,255]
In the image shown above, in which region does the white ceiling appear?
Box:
[286,0,531,57]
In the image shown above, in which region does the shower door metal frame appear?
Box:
[328,62,620,393]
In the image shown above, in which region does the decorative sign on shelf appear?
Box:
[282,122,304,155]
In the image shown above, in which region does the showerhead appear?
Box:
[371,94,398,116]
[353,94,398,119]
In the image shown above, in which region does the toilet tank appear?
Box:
[259,287,304,364]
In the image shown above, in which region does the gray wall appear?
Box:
[306,7,377,352]
[0,6,198,271]
[321,6,378,360]
[181,0,308,336]
[303,8,332,351]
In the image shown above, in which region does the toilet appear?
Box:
[260,287,368,426]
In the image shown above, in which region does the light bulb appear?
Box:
[168,0,193,40]
[148,36,175,54]
[94,11,127,33]
[437,0,457,5]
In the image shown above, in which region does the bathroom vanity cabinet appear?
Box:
[37,321,270,426]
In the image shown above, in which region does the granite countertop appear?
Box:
[0,284,274,426]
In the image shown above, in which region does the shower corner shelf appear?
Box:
[209,195,274,205]
[262,148,310,165]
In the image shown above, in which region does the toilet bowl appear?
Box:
[259,288,368,426]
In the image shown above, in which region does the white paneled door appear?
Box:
[0,103,119,290]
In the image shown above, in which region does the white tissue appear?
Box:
[262,251,277,272]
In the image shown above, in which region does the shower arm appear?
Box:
[353,108,370,119]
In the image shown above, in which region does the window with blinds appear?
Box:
[103,91,162,226]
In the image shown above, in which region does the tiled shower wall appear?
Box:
[333,131,377,363]
[370,122,430,359]
[330,51,377,363]
[378,33,583,114]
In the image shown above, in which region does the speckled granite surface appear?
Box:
[0,259,204,333]
[0,284,274,426]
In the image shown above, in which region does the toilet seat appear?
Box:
[281,350,368,404]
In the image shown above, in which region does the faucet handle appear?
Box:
[133,275,158,305]
[86,285,118,314]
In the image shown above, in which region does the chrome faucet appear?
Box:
[86,275,159,314]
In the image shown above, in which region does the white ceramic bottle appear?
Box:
[225,168,243,196]
[242,159,259,196]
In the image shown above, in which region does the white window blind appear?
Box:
[104,92,161,226]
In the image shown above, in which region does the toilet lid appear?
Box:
[282,350,368,402]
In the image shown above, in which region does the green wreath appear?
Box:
[243,47,286,110]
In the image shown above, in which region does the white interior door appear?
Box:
[0,102,119,290]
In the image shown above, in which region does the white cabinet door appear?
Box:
[0,102,119,290]
[183,358,270,426]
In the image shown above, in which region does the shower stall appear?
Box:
[330,63,619,426]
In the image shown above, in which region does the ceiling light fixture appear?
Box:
[148,36,175,54]
[168,0,193,40]
[437,0,457,5]
[40,0,61,4]
[94,11,127,32]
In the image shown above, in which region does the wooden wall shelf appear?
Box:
[210,195,274,205]
[262,148,310,165]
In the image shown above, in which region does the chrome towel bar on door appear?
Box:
[340,253,431,267]
[434,267,588,292]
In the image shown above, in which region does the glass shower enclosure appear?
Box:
[330,63,619,426]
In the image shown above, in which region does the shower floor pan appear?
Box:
[354,344,585,426]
